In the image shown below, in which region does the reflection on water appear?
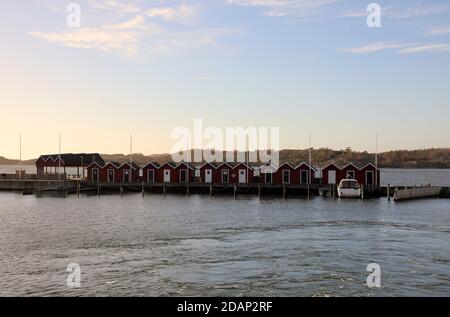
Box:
[0,192,449,296]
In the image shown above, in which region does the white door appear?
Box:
[205,169,212,183]
[164,170,171,183]
[328,170,336,184]
[239,170,246,183]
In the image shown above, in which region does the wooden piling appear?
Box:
[387,184,391,202]
[210,184,213,198]
[361,184,365,200]
[233,185,237,200]
[282,184,286,200]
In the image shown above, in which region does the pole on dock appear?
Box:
[163,183,166,197]
[234,185,237,200]
[283,184,286,200]
[187,184,190,197]
[120,185,123,198]
[142,180,145,197]
[361,184,365,200]
[387,184,391,202]
[258,183,261,198]
[210,184,213,198]
[77,180,80,198]
[307,183,311,200]
[97,182,101,197]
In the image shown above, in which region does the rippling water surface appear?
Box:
[0,192,449,297]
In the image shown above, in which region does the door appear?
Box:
[346,170,355,179]
[265,173,272,184]
[328,170,336,184]
[205,169,212,183]
[164,170,171,183]
[282,170,290,184]
[148,170,154,183]
[366,171,374,186]
[301,170,309,184]
[222,170,229,183]
[123,170,130,182]
[180,170,187,183]
[107,169,114,183]
[92,168,99,182]
[239,170,246,183]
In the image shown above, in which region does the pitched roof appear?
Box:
[37,153,104,166]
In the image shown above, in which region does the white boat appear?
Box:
[337,179,362,198]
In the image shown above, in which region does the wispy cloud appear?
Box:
[87,0,140,13]
[389,3,450,19]
[339,42,413,54]
[29,12,239,58]
[423,26,450,36]
[398,44,450,54]
[226,0,340,17]
[340,3,450,20]
[29,16,157,56]
[147,4,198,24]
[340,41,450,55]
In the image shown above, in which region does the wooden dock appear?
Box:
[1,180,449,200]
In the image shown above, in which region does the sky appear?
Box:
[1,0,450,159]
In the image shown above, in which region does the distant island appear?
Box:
[1,148,449,168]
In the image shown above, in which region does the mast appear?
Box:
[375,133,378,186]
[309,133,312,184]
[19,134,22,179]
[58,133,61,180]
[130,134,133,182]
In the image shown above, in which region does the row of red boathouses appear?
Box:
[84,160,380,186]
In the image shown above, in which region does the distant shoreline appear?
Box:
[1,148,449,169]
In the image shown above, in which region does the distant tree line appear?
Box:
[1,148,449,168]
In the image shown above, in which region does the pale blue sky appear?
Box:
[1,0,450,159]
